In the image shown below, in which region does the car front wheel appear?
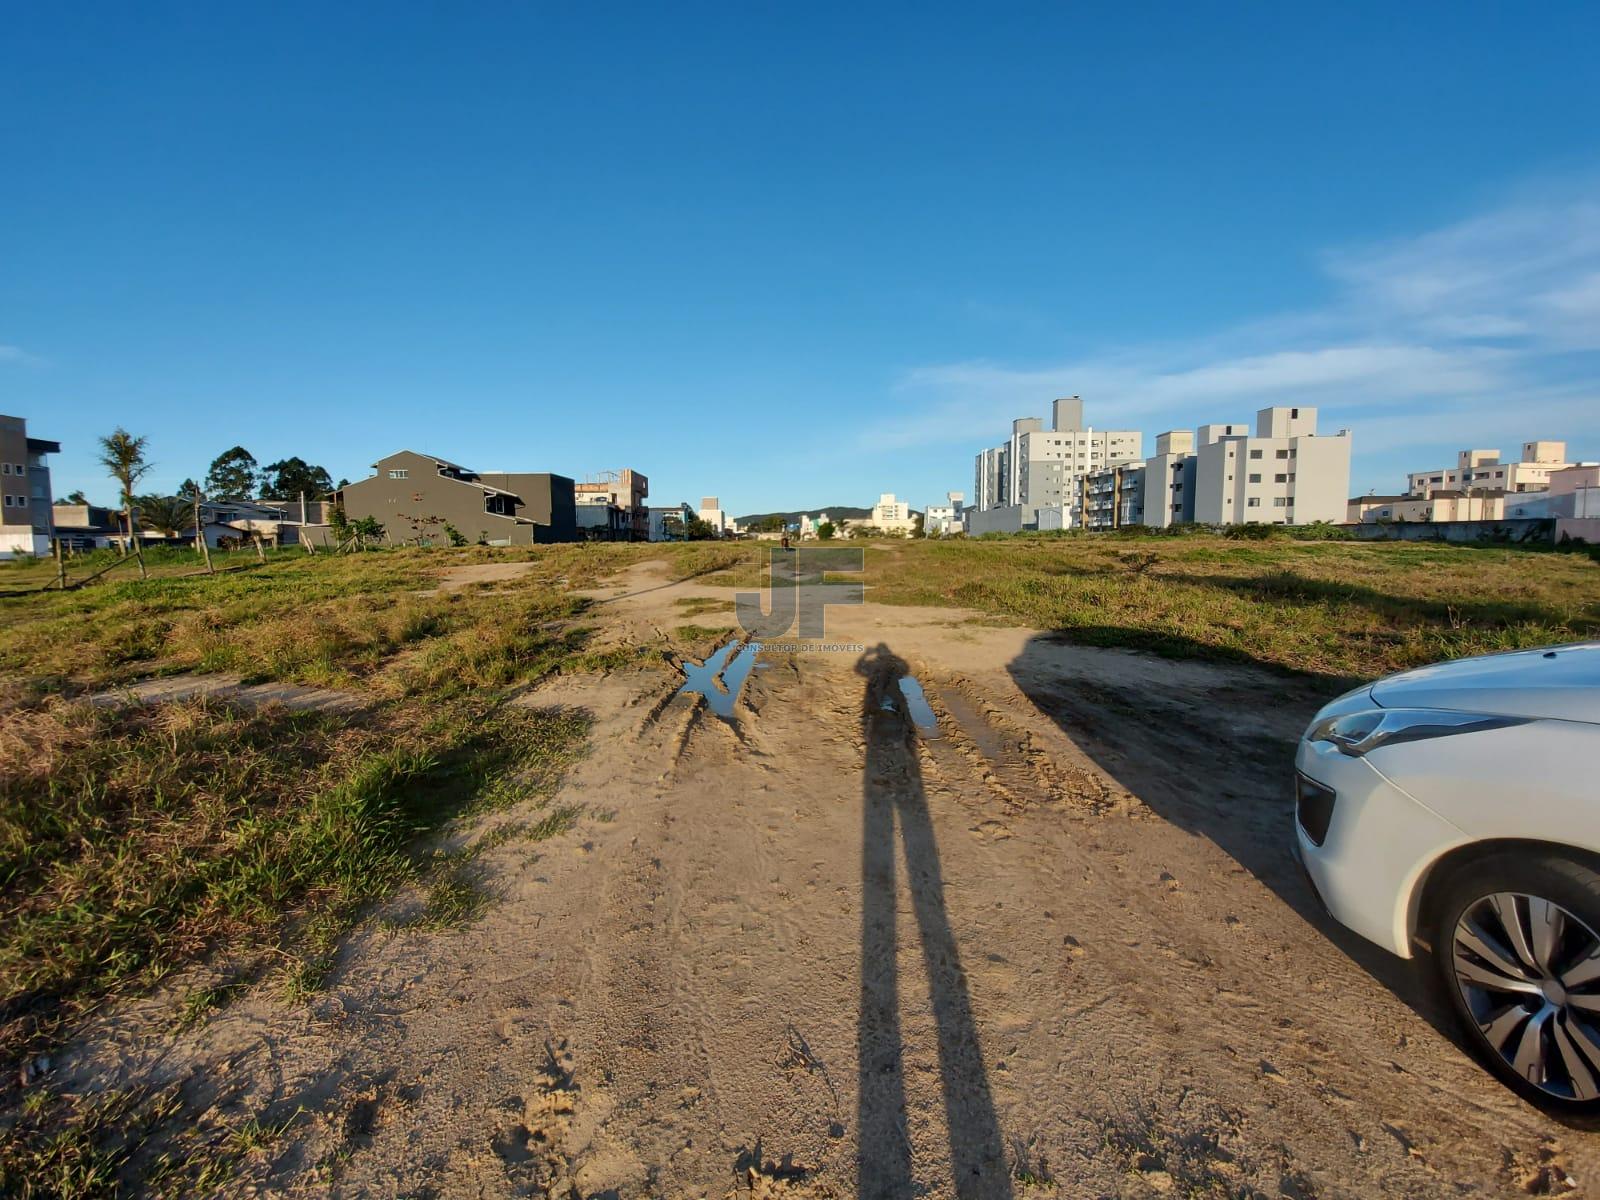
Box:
[1432,851,1600,1117]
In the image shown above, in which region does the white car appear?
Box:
[1295,641,1600,1114]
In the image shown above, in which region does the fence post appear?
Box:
[194,495,215,574]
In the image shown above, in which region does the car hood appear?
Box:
[1371,641,1600,724]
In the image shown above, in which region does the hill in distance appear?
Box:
[734,506,876,525]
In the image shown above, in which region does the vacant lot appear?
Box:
[863,533,1600,684]
[1,535,1597,1196]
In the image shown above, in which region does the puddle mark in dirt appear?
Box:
[677,638,762,721]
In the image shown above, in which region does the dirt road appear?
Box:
[63,561,1595,1196]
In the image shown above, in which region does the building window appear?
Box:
[0,464,8,475]
[1248,473,1261,483]
[1249,449,1263,459]
[1246,497,1261,507]
[1275,474,1288,483]
[388,469,408,479]
[1276,449,1290,459]
[1273,497,1289,507]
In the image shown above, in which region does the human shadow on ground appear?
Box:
[855,643,1013,1200]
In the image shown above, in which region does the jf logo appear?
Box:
[735,547,864,639]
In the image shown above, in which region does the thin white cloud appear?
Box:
[865,175,1600,485]
[0,344,44,367]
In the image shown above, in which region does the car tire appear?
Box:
[1430,850,1600,1120]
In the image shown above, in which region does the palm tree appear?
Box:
[96,428,152,553]
[135,494,191,538]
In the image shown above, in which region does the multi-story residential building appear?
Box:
[1405,442,1572,497]
[1081,463,1145,530]
[1140,430,1200,528]
[697,496,729,535]
[574,469,649,540]
[1192,406,1351,525]
[870,492,917,534]
[0,414,59,557]
[970,397,1142,532]
[923,492,965,536]
[341,450,576,545]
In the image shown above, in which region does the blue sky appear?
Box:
[4,3,1599,514]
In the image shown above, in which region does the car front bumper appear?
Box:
[1294,737,1468,958]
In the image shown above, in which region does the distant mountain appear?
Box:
[733,506,876,525]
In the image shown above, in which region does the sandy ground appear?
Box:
[53,561,1599,1197]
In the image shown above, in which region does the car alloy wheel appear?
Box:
[1451,891,1600,1102]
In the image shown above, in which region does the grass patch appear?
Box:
[0,688,588,1066]
[673,595,736,617]
[673,623,737,644]
[863,537,1600,685]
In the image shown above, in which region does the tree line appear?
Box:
[78,431,345,546]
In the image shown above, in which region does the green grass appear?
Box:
[0,544,642,1194]
[862,535,1600,685]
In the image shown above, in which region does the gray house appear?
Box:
[340,450,576,546]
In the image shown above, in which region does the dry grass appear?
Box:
[864,535,1600,684]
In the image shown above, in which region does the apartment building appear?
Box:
[923,492,965,536]
[1406,442,1571,497]
[1080,463,1146,530]
[1192,407,1351,525]
[970,397,1142,532]
[697,497,730,535]
[0,414,59,557]
[870,492,917,534]
[1140,430,1200,528]
[341,450,576,545]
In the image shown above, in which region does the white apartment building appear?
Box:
[869,492,917,534]
[1406,442,1571,497]
[970,397,1142,531]
[1192,406,1351,525]
[923,492,965,536]
[1141,429,1199,528]
[697,496,728,535]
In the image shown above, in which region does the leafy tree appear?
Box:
[816,521,836,540]
[350,515,384,549]
[443,523,468,547]
[260,457,334,500]
[55,490,89,506]
[205,446,260,500]
[135,494,191,537]
[176,478,201,500]
[96,428,153,550]
[749,514,787,533]
[912,513,925,538]
[683,515,718,541]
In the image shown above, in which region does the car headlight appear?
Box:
[1305,708,1529,757]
